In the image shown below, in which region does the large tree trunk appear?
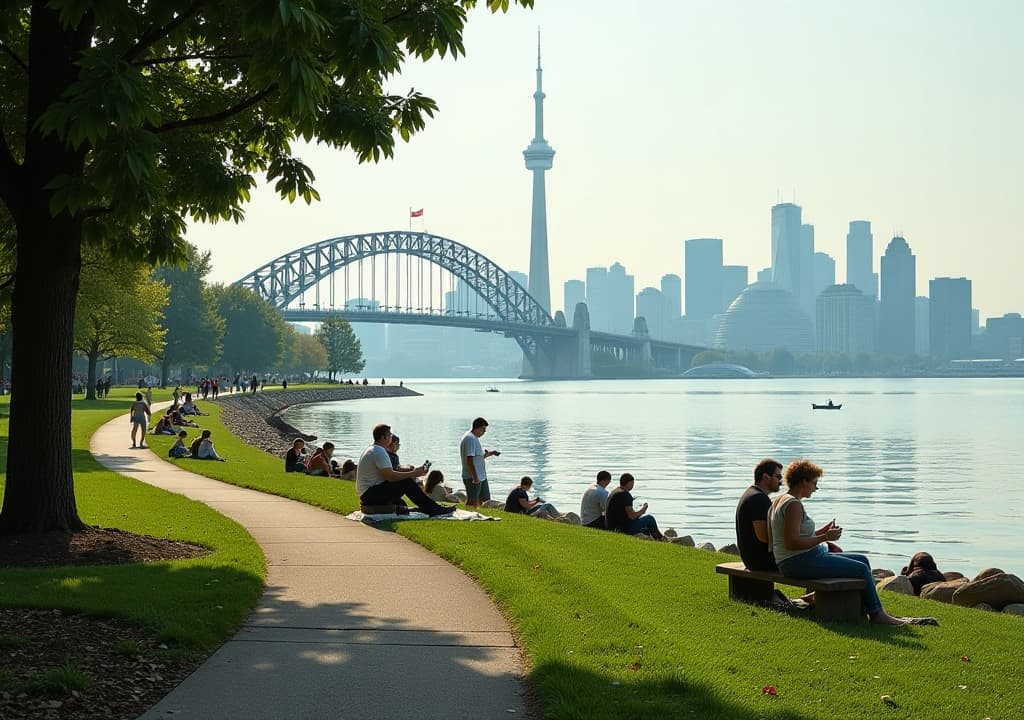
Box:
[0,5,92,535]
[85,349,98,401]
[160,357,170,389]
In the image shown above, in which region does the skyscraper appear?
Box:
[636,287,665,339]
[608,262,635,334]
[846,220,877,300]
[523,35,554,314]
[798,223,816,319]
[813,252,836,296]
[879,236,916,355]
[929,277,972,358]
[915,297,930,357]
[660,274,682,320]
[684,238,723,320]
[816,284,876,355]
[586,266,609,331]
[721,265,749,311]
[770,203,802,299]
[563,279,585,319]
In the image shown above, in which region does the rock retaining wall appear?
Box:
[217,386,421,457]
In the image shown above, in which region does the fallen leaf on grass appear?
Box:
[761,685,777,696]
[961,655,970,662]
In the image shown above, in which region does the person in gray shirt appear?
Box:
[580,470,612,529]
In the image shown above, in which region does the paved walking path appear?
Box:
[90,414,528,720]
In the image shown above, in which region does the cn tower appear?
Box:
[523,32,555,313]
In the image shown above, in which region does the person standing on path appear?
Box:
[460,417,499,510]
[129,392,151,449]
[357,424,455,516]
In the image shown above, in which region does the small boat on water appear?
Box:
[485,385,500,393]
[812,401,841,410]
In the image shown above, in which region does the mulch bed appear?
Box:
[0,528,216,718]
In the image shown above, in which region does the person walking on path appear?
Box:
[129,392,151,449]
[357,424,455,516]
[460,417,499,510]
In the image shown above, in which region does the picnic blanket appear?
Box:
[345,509,500,523]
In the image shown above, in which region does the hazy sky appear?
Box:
[186,1,1023,320]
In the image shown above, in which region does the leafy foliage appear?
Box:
[316,314,364,378]
[279,326,328,376]
[211,284,287,372]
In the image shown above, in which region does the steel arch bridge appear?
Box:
[236,230,561,365]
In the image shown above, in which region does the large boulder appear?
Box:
[482,499,504,509]
[973,568,1005,582]
[560,512,581,525]
[1002,603,1024,616]
[920,578,969,604]
[664,528,678,539]
[873,568,895,580]
[719,543,741,556]
[698,542,716,552]
[973,603,995,612]
[877,575,915,595]
[943,571,966,581]
[952,573,1024,609]
[671,535,695,548]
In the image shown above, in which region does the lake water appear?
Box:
[283,378,1024,576]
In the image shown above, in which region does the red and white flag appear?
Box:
[409,208,424,218]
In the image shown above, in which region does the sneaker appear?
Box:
[772,589,795,609]
[427,505,457,517]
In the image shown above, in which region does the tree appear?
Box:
[212,284,287,374]
[0,0,532,534]
[153,242,224,386]
[316,315,364,380]
[690,349,726,368]
[281,328,327,378]
[74,247,168,399]
[766,348,795,376]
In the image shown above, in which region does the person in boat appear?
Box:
[827,399,834,408]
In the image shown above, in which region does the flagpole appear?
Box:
[408,206,411,232]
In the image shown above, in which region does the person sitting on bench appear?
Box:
[356,423,455,516]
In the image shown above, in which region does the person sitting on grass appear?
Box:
[168,430,191,458]
[170,409,199,428]
[285,438,308,473]
[768,460,935,626]
[339,459,357,481]
[194,429,226,462]
[152,411,177,436]
[305,442,339,477]
[180,396,209,416]
[425,469,459,503]
[605,473,664,540]
[504,476,563,519]
[580,470,612,529]
[356,424,455,516]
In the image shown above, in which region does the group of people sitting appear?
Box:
[167,429,227,461]
[284,438,356,479]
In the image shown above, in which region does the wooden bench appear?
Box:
[716,561,866,622]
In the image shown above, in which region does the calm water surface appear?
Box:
[283,378,1024,575]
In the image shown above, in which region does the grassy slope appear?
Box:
[146,396,1022,719]
[0,389,264,649]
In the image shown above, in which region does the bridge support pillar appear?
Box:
[519,302,593,379]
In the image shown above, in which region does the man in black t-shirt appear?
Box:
[504,476,562,519]
[735,459,783,571]
[605,473,663,539]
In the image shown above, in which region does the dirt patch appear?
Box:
[0,608,200,720]
[0,527,210,568]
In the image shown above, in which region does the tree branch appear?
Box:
[151,86,276,134]
[123,0,212,64]
[132,52,249,67]
[0,41,29,74]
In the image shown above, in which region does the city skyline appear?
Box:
[185,1,1023,320]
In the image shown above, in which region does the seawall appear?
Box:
[216,385,421,456]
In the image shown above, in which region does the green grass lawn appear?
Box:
[142,394,1024,718]
[0,388,264,650]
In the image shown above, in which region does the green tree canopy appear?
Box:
[280,327,327,377]
[153,242,224,385]
[316,315,364,380]
[74,247,168,399]
[212,284,287,373]
[0,0,532,534]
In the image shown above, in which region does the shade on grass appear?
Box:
[146,392,1024,718]
[0,389,264,650]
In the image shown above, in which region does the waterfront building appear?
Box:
[713,282,815,353]
[846,220,877,300]
[721,265,749,314]
[879,236,916,355]
[523,36,555,313]
[915,297,930,356]
[636,287,665,339]
[929,277,972,358]
[816,284,876,355]
[660,274,682,320]
[563,279,585,318]
[684,238,723,322]
[981,313,1024,359]
[813,252,836,296]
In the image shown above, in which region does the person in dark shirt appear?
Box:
[285,438,307,473]
[604,473,663,539]
[735,458,783,571]
[386,434,414,472]
[503,476,562,519]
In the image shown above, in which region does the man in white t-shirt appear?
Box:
[459,417,500,509]
[580,470,612,529]
[357,423,455,516]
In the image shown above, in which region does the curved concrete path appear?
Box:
[90,414,528,720]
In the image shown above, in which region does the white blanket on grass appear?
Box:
[346,509,500,523]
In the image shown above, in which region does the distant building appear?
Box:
[798,223,816,320]
[684,238,723,321]
[607,262,635,334]
[509,271,529,294]
[660,274,682,320]
[816,284,876,355]
[771,203,803,302]
[636,287,665,339]
[915,297,930,356]
[563,279,585,318]
[846,220,877,300]
[756,267,773,284]
[879,236,916,356]
[585,266,609,331]
[982,313,1024,359]
[929,277,972,358]
[721,265,749,314]
[714,282,814,353]
[813,252,836,297]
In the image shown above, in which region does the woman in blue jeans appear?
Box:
[768,460,906,626]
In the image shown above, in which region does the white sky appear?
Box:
[187,0,1023,320]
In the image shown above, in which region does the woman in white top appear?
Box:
[768,460,907,626]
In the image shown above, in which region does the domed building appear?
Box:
[713,282,815,353]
